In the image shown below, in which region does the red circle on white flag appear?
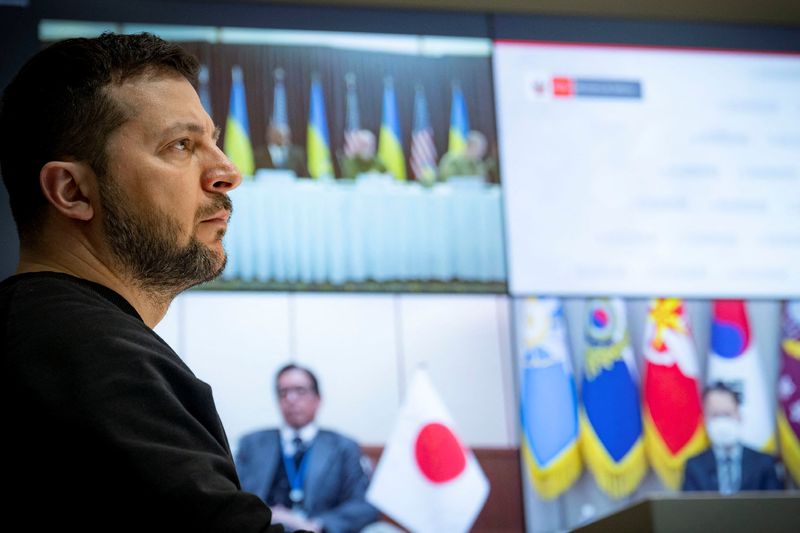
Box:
[414,422,467,483]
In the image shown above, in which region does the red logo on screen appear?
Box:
[552,77,574,97]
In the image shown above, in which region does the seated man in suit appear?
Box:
[340,129,385,179]
[438,130,489,182]
[682,382,782,493]
[236,364,378,533]
[254,123,308,177]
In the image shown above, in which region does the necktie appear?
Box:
[293,435,305,469]
[721,456,733,494]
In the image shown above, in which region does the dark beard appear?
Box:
[98,179,232,296]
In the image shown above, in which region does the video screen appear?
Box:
[494,40,800,298]
[33,13,800,533]
[179,29,506,293]
[40,21,506,293]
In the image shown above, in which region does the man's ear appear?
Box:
[39,161,96,222]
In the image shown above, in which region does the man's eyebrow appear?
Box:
[212,126,221,142]
[160,122,219,140]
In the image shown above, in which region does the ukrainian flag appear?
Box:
[223,66,255,178]
[519,297,582,500]
[307,75,334,179]
[579,298,647,499]
[377,77,406,181]
[448,82,469,155]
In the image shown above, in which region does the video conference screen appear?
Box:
[39,19,800,299]
[160,27,503,293]
[494,40,800,298]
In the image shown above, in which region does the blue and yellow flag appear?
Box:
[519,297,582,499]
[377,77,406,181]
[307,75,334,179]
[223,66,255,177]
[448,82,469,155]
[579,298,647,499]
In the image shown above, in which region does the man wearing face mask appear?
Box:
[682,382,782,493]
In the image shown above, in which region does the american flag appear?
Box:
[343,72,360,157]
[410,85,437,183]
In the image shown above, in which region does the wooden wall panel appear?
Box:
[362,446,524,532]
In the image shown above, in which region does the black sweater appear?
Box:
[1,272,282,532]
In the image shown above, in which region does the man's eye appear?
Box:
[173,139,192,151]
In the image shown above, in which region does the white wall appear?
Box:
[154,291,516,455]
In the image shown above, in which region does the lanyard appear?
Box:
[282,444,313,503]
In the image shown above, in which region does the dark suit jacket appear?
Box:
[236,429,378,533]
[682,446,782,492]
[254,144,308,177]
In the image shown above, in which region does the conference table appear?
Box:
[221,170,507,286]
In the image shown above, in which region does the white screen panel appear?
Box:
[495,41,800,298]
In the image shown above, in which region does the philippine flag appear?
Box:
[366,370,489,533]
[707,300,776,452]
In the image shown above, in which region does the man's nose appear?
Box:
[201,146,243,193]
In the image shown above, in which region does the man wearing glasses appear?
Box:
[236,364,378,533]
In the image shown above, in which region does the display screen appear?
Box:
[494,40,800,298]
[179,28,506,293]
[39,21,506,293]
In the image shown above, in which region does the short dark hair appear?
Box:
[0,32,199,241]
[275,364,320,397]
[703,381,742,406]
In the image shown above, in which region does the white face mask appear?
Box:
[707,416,740,448]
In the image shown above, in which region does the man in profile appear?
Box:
[682,382,782,493]
[1,33,285,531]
[237,364,378,533]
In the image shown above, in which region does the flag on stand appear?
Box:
[778,301,800,485]
[579,298,647,499]
[707,300,776,452]
[366,369,489,533]
[377,76,406,180]
[448,82,469,155]
[519,297,582,499]
[271,68,288,128]
[223,65,255,177]
[306,75,334,179]
[642,298,707,490]
[198,64,212,117]
[410,84,438,185]
[343,72,360,158]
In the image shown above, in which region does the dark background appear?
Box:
[174,41,495,178]
[1,0,798,279]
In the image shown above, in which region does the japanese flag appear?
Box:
[366,370,490,533]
